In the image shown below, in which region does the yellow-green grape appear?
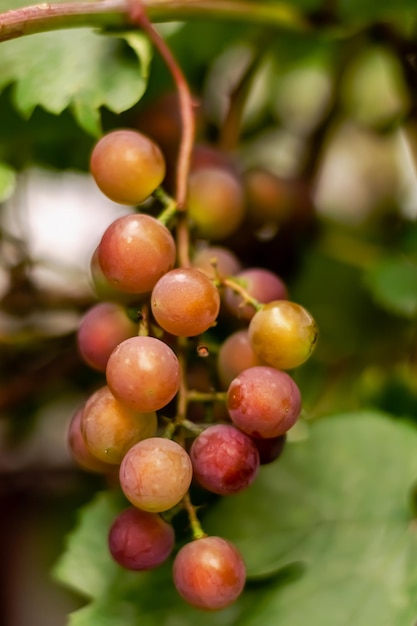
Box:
[248,300,318,370]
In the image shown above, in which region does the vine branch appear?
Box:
[0,0,310,43]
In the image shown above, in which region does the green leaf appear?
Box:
[365,255,417,318]
[0,29,151,136]
[55,412,417,626]
[0,162,16,201]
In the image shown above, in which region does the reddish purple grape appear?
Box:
[151,268,220,337]
[106,336,180,412]
[252,434,287,465]
[90,129,166,205]
[224,268,288,321]
[108,507,175,570]
[77,302,137,372]
[98,214,176,295]
[227,366,301,438]
[217,329,265,389]
[119,437,193,512]
[173,536,246,610]
[190,424,259,495]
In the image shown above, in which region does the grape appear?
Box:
[191,143,237,174]
[81,386,157,464]
[244,168,293,226]
[151,268,220,337]
[187,168,245,240]
[224,267,288,321]
[190,424,259,495]
[90,246,136,303]
[217,329,264,389]
[90,129,166,205]
[108,507,175,570]
[119,438,193,512]
[77,302,137,372]
[249,300,318,369]
[106,336,180,412]
[191,245,242,280]
[97,214,176,295]
[252,433,286,465]
[227,366,301,438]
[173,536,246,610]
[67,407,112,473]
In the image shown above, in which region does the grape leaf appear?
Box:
[365,255,417,318]
[0,162,16,201]
[0,28,151,136]
[54,412,417,626]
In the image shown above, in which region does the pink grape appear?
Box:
[119,438,193,512]
[224,268,288,321]
[190,424,259,495]
[90,129,166,205]
[252,433,286,465]
[248,300,318,369]
[98,214,176,295]
[77,302,137,372]
[227,366,301,438]
[108,507,175,570]
[173,536,246,610]
[80,386,157,464]
[217,329,265,389]
[67,407,112,473]
[151,268,220,337]
[187,168,245,240]
[106,336,180,412]
[191,245,242,280]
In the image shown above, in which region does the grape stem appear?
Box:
[221,276,262,312]
[128,0,195,268]
[182,491,207,540]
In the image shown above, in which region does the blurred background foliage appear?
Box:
[0,0,417,624]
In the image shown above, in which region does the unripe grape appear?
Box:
[224,268,288,321]
[249,300,318,369]
[98,214,176,295]
[77,302,137,372]
[227,366,301,438]
[173,536,246,610]
[151,268,220,337]
[108,507,175,570]
[119,438,192,512]
[106,336,180,412]
[190,424,259,495]
[81,386,157,464]
[90,129,165,205]
[187,168,245,240]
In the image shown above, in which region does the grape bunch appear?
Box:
[68,121,318,611]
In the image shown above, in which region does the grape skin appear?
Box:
[217,329,265,389]
[151,268,220,337]
[108,507,175,570]
[249,300,318,369]
[191,245,242,280]
[90,129,166,205]
[224,267,288,321]
[173,536,246,610]
[252,433,286,465]
[77,302,137,372]
[81,386,158,464]
[119,437,193,512]
[106,336,180,412]
[98,214,176,295]
[227,366,301,438]
[190,424,259,495]
[187,167,245,240]
[67,407,112,473]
